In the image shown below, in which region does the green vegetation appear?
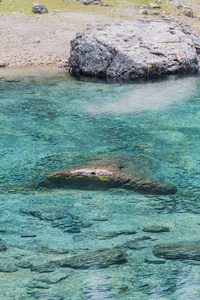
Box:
[0,0,168,13]
[0,0,200,32]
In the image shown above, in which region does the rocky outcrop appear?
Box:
[69,19,200,79]
[153,242,200,260]
[38,155,177,195]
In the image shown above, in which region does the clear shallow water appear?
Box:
[0,68,200,299]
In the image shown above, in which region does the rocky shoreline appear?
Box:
[1,0,200,70]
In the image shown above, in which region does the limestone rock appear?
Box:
[144,258,166,264]
[183,8,193,18]
[150,3,161,9]
[142,225,170,233]
[153,242,200,260]
[38,155,177,195]
[20,209,82,233]
[69,19,200,79]
[31,248,126,271]
[15,261,33,269]
[0,264,18,273]
[32,4,48,14]
[139,9,148,15]
[38,166,177,194]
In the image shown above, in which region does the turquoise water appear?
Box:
[0,68,200,299]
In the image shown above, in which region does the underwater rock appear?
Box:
[59,248,127,269]
[31,248,126,271]
[69,19,200,79]
[38,155,177,195]
[98,230,137,240]
[144,258,166,264]
[35,246,69,255]
[153,242,200,260]
[0,243,7,252]
[20,209,82,233]
[15,260,33,269]
[30,291,64,300]
[116,236,153,250]
[30,263,56,273]
[21,234,37,238]
[142,225,170,233]
[27,281,49,289]
[0,263,18,273]
[36,270,70,284]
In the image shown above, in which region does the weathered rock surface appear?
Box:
[119,236,152,250]
[38,155,177,195]
[69,19,200,79]
[142,225,170,233]
[20,209,82,234]
[60,249,126,269]
[153,242,200,260]
[32,4,48,14]
[31,248,126,271]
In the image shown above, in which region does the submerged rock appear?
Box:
[31,248,126,271]
[15,260,33,269]
[60,249,126,269]
[144,258,166,264]
[142,225,170,233]
[98,230,137,240]
[0,264,18,273]
[38,155,177,195]
[69,19,200,79]
[153,242,200,260]
[20,209,82,233]
[0,243,7,252]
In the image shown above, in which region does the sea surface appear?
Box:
[0,67,200,299]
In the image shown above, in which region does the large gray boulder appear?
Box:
[69,19,200,79]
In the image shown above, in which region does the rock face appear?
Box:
[153,242,200,260]
[38,155,177,195]
[69,19,200,79]
[32,4,48,14]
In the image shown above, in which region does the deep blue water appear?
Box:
[0,68,200,299]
